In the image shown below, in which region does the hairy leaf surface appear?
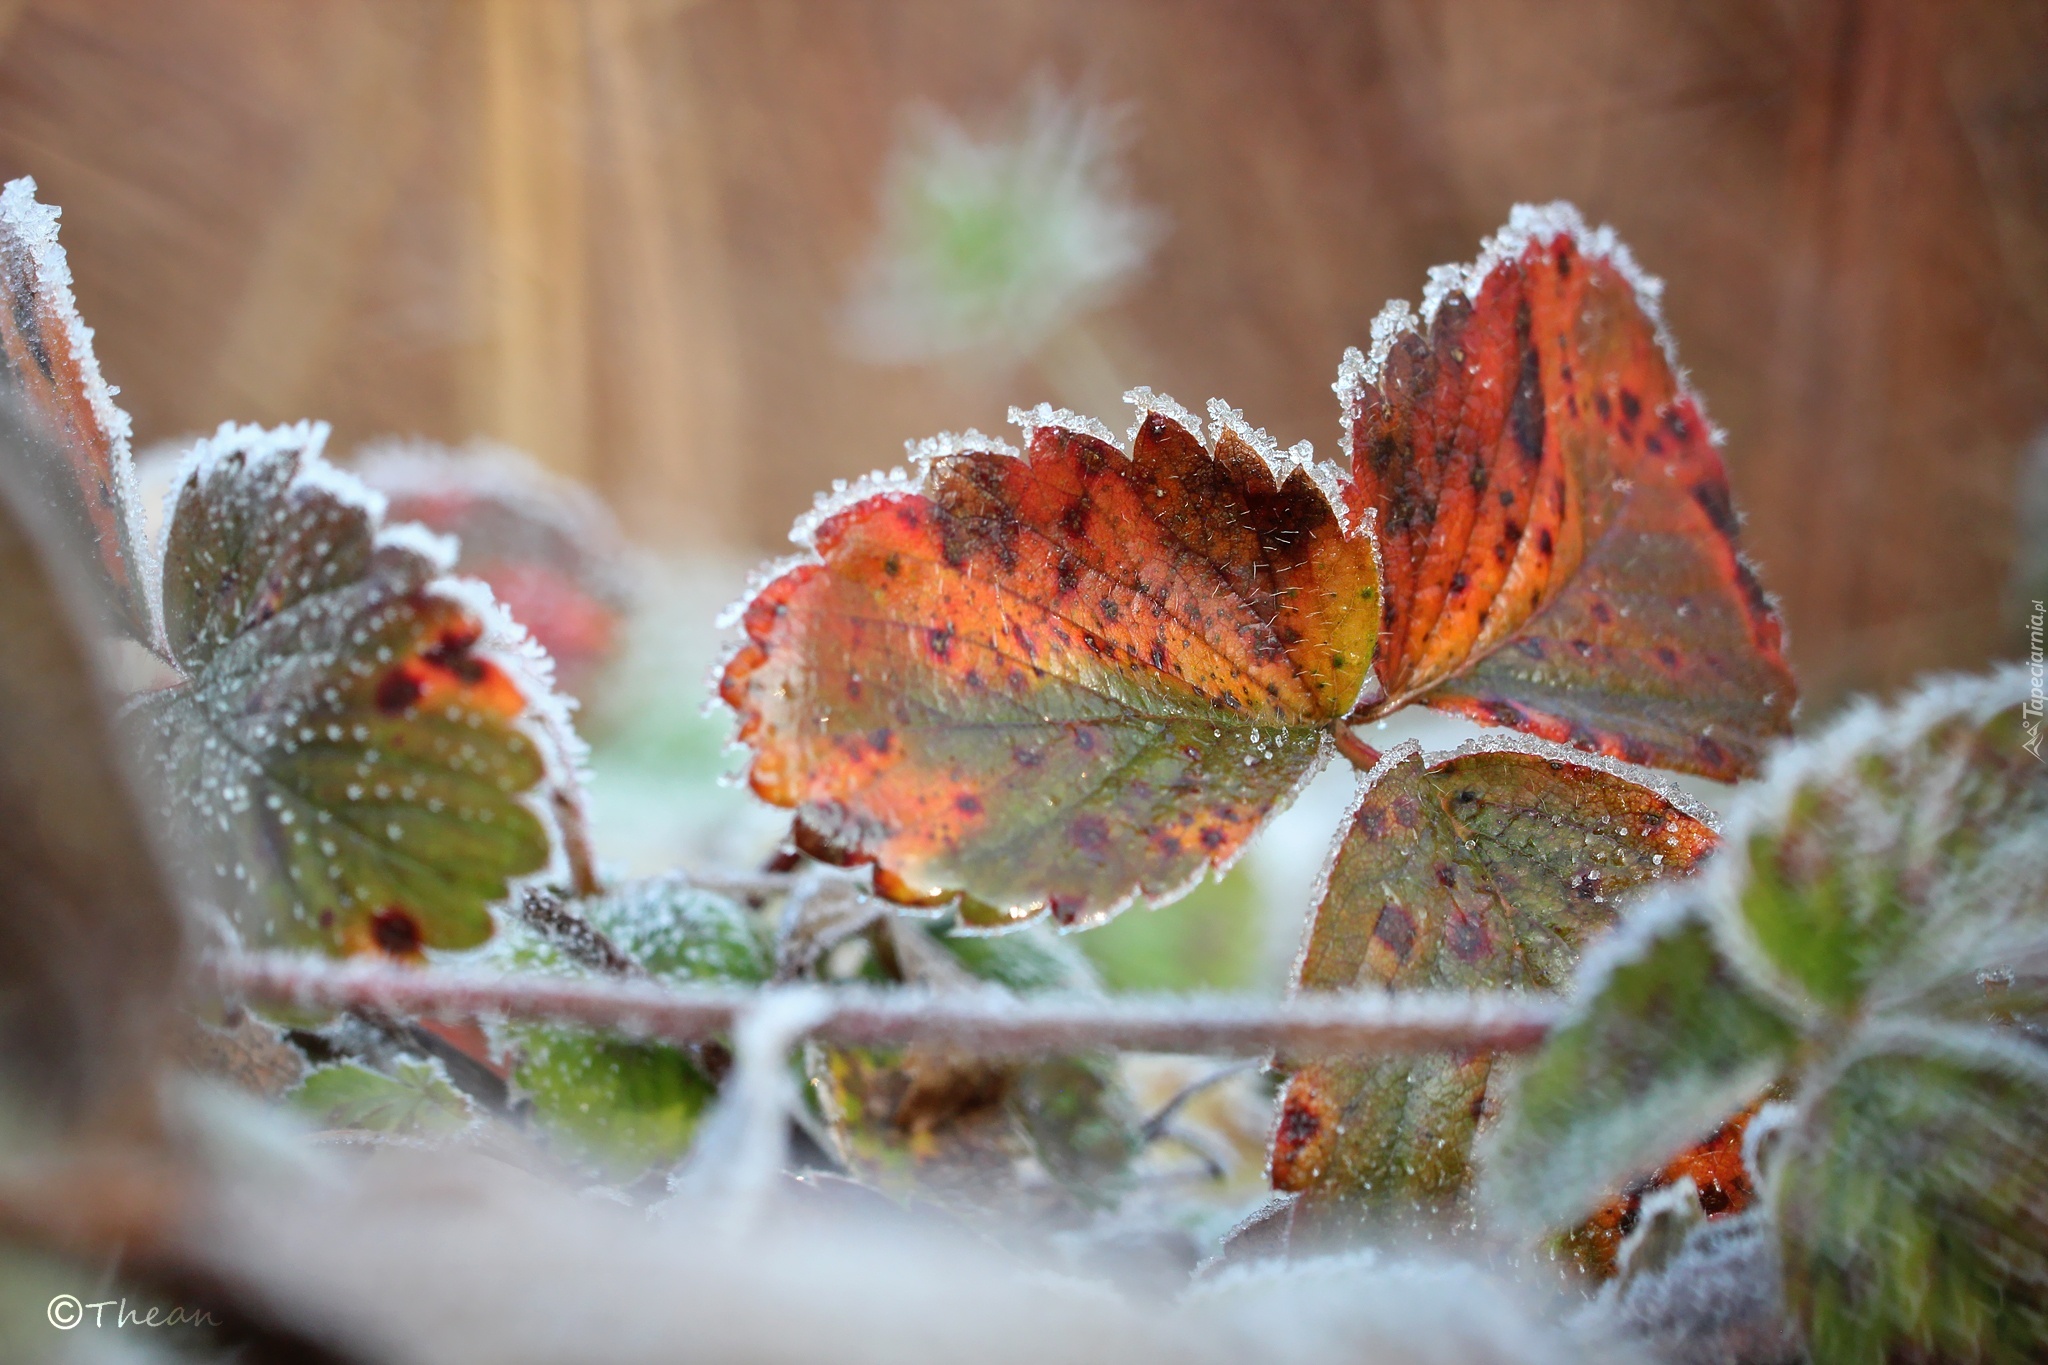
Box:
[1271,738,1717,1219]
[140,422,578,956]
[1344,204,1794,779]
[723,398,1380,927]
[0,178,155,643]
[1710,668,2047,1018]
[1480,896,1799,1234]
[1778,1025,2048,1365]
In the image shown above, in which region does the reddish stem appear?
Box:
[1331,723,1383,771]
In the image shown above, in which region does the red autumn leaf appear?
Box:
[720,396,1381,928]
[0,177,156,645]
[1343,204,1795,780]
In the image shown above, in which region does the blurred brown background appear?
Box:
[0,0,2042,712]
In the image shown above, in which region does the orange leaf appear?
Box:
[721,398,1380,928]
[1344,205,1794,779]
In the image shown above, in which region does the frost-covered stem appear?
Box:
[1331,723,1383,772]
[206,954,1557,1058]
[514,887,640,977]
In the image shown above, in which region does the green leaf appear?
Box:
[1777,1023,2048,1365]
[494,879,764,1174]
[138,422,577,956]
[290,1057,476,1138]
[1271,739,1719,1223]
[1715,668,2046,1017]
[1479,894,1800,1234]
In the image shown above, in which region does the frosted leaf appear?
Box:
[842,80,1163,364]
[1703,666,2048,1019]
[289,1055,478,1141]
[1777,1021,2048,1363]
[1274,738,1717,1226]
[0,177,157,645]
[721,396,1380,928]
[488,879,764,1177]
[135,421,582,956]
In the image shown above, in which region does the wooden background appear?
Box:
[0,0,2042,711]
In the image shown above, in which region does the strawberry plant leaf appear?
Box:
[722,396,1380,927]
[1479,896,1799,1235]
[355,442,630,696]
[1343,204,1795,780]
[0,178,156,645]
[1711,668,2046,1018]
[137,422,581,956]
[1777,1023,2048,1365]
[492,878,765,1174]
[290,1056,477,1139]
[1271,737,1718,1221]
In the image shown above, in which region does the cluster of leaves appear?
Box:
[1487,668,2048,1362]
[722,200,1797,1238]
[5,165,2043,1365]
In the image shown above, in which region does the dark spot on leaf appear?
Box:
[1198,826,1226,851]
[1645,434,1665,455]
[1446,909,1491,962]
[955,794,982,816]
[1059,502,1088,537]
[927,624,954,661]
[868,727,893,753]
[1073,728,1097,753]
[1056,553,1080,595]
[1449,571,1468,595]
[1274,1096,1322,1154]
[1048,894,1084,926]
[1012,744,1042,769]
[1590,601,1613,624]
[1537,528,1554,556]
[1619,390,1642,422]
[370,906,423,958]
[1149,641,1168,669]
[1098,596,1120,623]
[1516,639,1545,660]
[376,666,423,715]
[1069,815,1111,856]
[883,554,901,577]
[1692,478,1740,539]
[1354,806,1387,838]
[1498,489,1515,507]
[1435,864,1457,888]
[1656,646,1680,668]
[1372,904,1416,963]
[424,621,488,684]
[1595,392,1612,422]
[1571,638,1593,657]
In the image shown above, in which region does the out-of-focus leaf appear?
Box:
[813,918,1139,1212]
[290,1057,476,1139]
[0,178,156,645]
[1777,1024,2048,1365]
[1710,668,2046,1017]
[722,396,1380,928]
[1271,738,1717,1223]
[494,879,764,1174]
[1479,896,1799,1235]
[137,421,578,956]
[0,394,183,1141]
[1344,204,1795,779]
[355,441,630,696]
